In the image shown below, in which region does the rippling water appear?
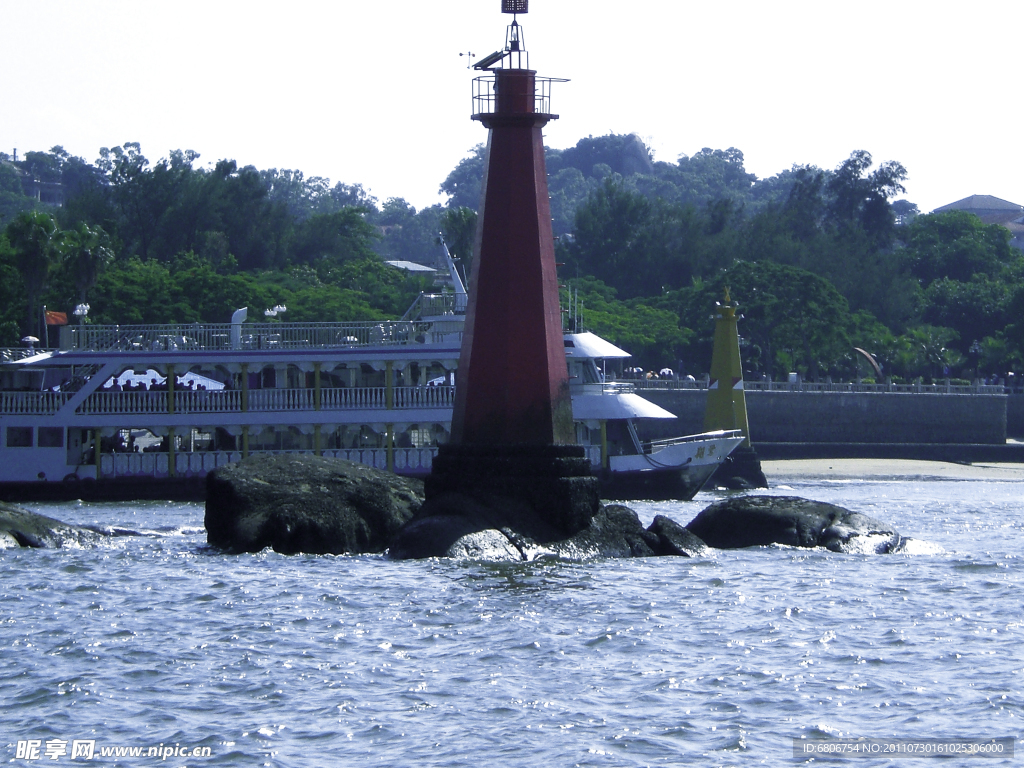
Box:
[2,475,1022,766]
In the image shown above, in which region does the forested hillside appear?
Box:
[2,135,1021,382]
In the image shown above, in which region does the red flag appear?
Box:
[45,311,68,326]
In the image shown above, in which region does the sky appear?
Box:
[2,0,1021,215]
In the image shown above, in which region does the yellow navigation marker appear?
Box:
[703,288,752,448]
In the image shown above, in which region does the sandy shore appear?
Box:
[761,458,1024,481]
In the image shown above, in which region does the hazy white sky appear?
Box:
[3,0,1021,215]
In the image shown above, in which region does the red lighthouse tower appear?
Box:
[422,1,600,538]
[451,2,573,445]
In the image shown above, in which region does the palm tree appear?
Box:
[6,210,59,337]
[63,222,113,305]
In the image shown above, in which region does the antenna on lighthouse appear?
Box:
[473,0,530,70]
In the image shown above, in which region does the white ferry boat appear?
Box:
[0,256,741,501]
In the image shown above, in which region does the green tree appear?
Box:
[62,222,114,305]
[440,145,486,210]
[825,150,907,247]
[564,276,691,371]
[5,210,60,336]
[439,206,477,277]
[661,261,855,380]
[291,208,379,268]
[901,210,1016,285]
[0,233,23,344]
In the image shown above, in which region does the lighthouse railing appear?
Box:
[471,76,567,117]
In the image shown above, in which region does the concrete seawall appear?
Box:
[1008,394,1024,437]
[636,389,1008,445]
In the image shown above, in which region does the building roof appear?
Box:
[384,260,437,273]
[934,194,1023,214]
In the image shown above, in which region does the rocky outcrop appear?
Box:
[387,494,709,561]
[204,455,423,554]
[0,502,107,548]
[685,495,904,553]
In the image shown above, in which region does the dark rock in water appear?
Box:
[686,495,903,554]
[204,454,423,555]
[708,445,768,490]
[388,493,709,561]
[0,501,106,548]
[648,515,711,557]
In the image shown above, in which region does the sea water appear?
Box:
[2,475,1021,766]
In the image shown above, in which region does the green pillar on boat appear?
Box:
[703,287,752,448]
[242,425,249,459]
[386,424,394,472]
[314,424,321,457]
[599,420,609,470]
[240,363,249,413]
[313,363,322,411]
[385,361,394,410]
[167,365,175,415]
[94,430,101,481]
[167,427,175,478]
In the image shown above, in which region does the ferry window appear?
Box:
[6,427,32,447]
[38,427,64,448]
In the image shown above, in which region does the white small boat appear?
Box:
[566,331,743,499]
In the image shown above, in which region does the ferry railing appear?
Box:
[392,385,455,408]
[66,320,462,352]
[0,347,54,362]
[402,293,466,321]
[644,429,744,448]
[0,391,71,414]
[99,446,438,479]
[631,379,1008,395]
[75,385,457,416]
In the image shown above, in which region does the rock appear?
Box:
[648,515,711,557]
[707,445,768,490]
[0,501,107,548]
[204,454,423,555]
[388,493,709,561]
[685,495,903,554]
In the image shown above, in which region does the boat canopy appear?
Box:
[571,392,676,421]
[564,332,630,360]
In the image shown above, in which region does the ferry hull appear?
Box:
[597,461,721,502]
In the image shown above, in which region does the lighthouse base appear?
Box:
[422,444,600,538]
[707,445,768,490]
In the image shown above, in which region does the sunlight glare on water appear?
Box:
[2,477,1021,766]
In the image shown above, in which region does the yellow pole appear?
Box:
[313,362,322,410]
[385,361,394,410]
[167,365,175,415]
[242,425,249,459]
[386,423,394,472]
[168,427,176,478]
[240,363,249,412]
[314,424,321,457]
[94,430,101,481]
[703,287,752,447]
[599,420,608,469]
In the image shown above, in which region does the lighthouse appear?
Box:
[423,0,600,537]
[450,1,573,445]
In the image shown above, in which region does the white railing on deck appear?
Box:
[0,391,71,414]
[632,379,1008,395]
[72,385,456,416]
[98,447,437,479]
[66,319,462,353]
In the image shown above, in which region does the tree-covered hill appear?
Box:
[2,135,1021,382]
